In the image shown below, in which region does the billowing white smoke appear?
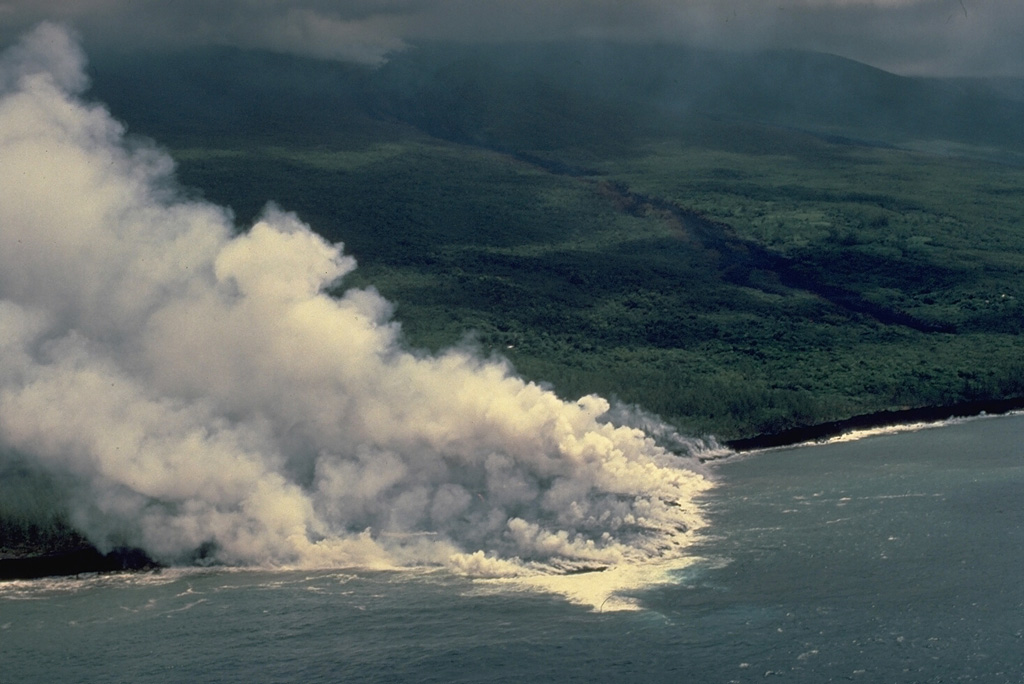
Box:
[0,23,713,577]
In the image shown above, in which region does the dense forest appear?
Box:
[80,41,1024,440]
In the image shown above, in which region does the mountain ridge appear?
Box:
[83,40,1024,160]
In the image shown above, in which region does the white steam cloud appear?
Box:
[0,24,713,579]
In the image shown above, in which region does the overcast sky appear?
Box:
[1,1,1021,76]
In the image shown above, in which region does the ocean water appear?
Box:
[2,414,1022,683]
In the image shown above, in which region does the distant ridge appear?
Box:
[85,40,1024,159]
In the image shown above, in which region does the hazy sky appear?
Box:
[1,0,1022,76]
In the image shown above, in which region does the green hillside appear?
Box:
[85,42,1024,439]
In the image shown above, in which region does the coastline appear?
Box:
[3,396,1023,582]
[723,396,1024,452]
[0,546,159,582]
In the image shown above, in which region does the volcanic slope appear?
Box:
[83,41,1024,440]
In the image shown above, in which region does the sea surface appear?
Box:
[2,414,1022,683]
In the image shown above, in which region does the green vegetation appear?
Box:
[168,133,1024,439]
[90,43,1024,440]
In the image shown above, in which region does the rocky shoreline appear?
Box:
[0,545,159,581]
[723,396,1024,452]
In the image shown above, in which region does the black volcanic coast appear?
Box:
[722,397,1024,452]
[0,546,158,581]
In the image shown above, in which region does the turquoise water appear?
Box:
[2,415,1022,683]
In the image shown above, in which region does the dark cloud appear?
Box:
[0,2,1021,77]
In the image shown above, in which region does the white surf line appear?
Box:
[710,410,1024,461]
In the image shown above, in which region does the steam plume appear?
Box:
[0,24,713,578]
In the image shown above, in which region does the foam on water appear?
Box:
[480,555,703,612]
